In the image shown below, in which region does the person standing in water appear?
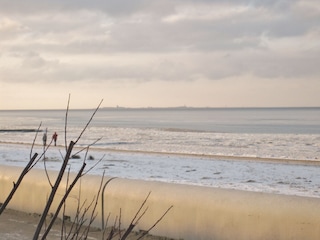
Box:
[52,132,58,146]
[42,128,47,160]
[42,129,47,147]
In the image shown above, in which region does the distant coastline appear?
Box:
[0,106,320,111]
[101,106,320,111]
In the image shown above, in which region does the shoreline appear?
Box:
[1,140,320,166]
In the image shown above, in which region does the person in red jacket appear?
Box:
[52,132,58,146]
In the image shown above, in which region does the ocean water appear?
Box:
[0,107,319,160]
[1,107,320,197]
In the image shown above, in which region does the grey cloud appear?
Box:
[0,0,303,17]
[0,0,319,85]
[6,44,319,85]
[1,0,317,53]
[0,0,173,16]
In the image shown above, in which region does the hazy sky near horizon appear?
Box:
[0,0,320,109]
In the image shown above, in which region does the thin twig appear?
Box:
[43,139,54,188]
[71,137,102,156]
[66,198,87,240]
[81,172,105,238]
[0,153,38,215]
[106,216,118,240]
[120,192,151,240]
[102,212,111,240]
[33,141,75,240]
[73,99,103,145]
[58,149,64,161]
[61,166,71,240]
[130,192,151,224]
[41,162,87,240]
[65,94,70,153]
[29,122,42,161]
[82,153,104,176]
[137,205,174,240]
[70,198,94,239]
[30,138,53,170]
[118,208,122,239]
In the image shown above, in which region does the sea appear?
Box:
[0,107,319,161]
[1,107,320,197]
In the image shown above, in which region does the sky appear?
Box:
[0,0,320,109]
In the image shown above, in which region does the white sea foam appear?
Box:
[1,143,320,199]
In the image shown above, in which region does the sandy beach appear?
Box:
[0,208,176,240]
[2,166,320,240]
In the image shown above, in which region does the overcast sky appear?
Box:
[0,0,319,109]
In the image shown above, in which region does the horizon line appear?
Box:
[1,106,320,111]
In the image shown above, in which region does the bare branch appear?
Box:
[41,162,87,239]
[70,198,94,239]
[66,198,88,240]
[130,192,151,225]
[120,192,151,240]
[71,137,102,156]
[65,94,71,152]
[0,153,38,215]
[33,141,75,240]
[81,172,105,237]
[102,212,111,240]
[107,215,119,240]
[118,208,122,239]
[29,122,42,161]
[137,205,174,240]
[43,139,54,188]
[82,153,105,176]
[30,138,53,170]
[61,166,71,240]
[73,99,103,145]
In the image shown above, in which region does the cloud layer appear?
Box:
[0,0,319,109]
